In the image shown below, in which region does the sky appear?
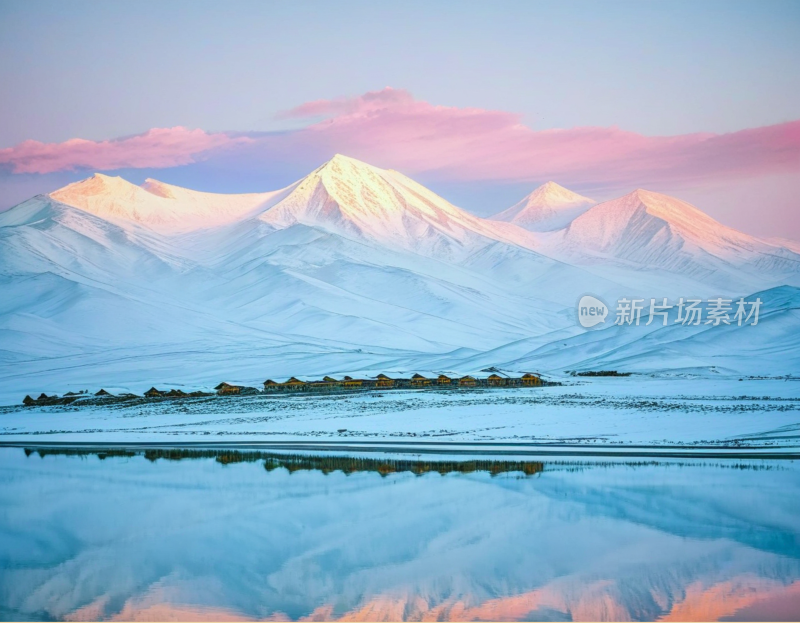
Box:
[0,0,798,238]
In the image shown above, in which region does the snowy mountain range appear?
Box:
[1,154,798,399]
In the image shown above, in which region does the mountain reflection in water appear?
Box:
[1,447,798,622]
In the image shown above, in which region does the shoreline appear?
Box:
[3,440,799,460]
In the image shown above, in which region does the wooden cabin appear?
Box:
[282,377,307,391]
[410,374,432,387]
[145,387,165,398]
[520,373,543,387]
[342,375,364,389]
[375,374,395,388]
[437,374,453,386]
[308,377,340,392]
[95,389,112,397]
[458,375,477,387]
[215,382,241,395]
[486,374,508,387]
[263,379,280,392]
[23,395,35,406]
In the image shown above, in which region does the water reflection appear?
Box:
[0,447,798,621]
[24,447,547,476]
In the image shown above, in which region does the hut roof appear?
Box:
[522,372,540,378]
[343,376,353,380]
[460,375,476,380]
[23,395,35,405]
[145,387,163,395]
[376,374,392,380]
[437,374,451,380]
[95,389,111,396]
[323,376,339,382]
[487,374,504,380]
[284,377,305,384]
[412,373,427,379]
[37,393,50,400]
[214,382,240,390]
[263,379,278,386]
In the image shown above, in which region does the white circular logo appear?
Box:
[577,295,608,328]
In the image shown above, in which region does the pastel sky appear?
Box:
[1,0,799,238]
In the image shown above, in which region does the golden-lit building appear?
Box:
[309,376,341,391]
[410,373,431,387]
[375,374,395,388]
[214,382,241,395]
[282,377,307,391]
[342,375,364,389]
[521,373,543,387]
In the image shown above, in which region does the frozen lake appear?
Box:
[1,446,799,621]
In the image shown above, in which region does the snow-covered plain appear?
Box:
[2,378,798,452]
[1,154,799,414]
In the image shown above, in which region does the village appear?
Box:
[20,372,548,406]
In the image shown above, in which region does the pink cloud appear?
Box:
[0,127,250,174]
[276,87,415,119]
[1,89,797,196]
[277,88,800,190]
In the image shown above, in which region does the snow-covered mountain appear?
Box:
[539,188,800,294]
[51,173,284,233]
[0,156,798,399]
[258,154,547,261]
[490,181,595,231]
[465,285,800,377]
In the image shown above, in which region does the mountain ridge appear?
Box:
[0,154,798,399]
[49,172,283,233]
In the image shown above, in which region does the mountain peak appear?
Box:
[51,173,145,204]
[318,153,373,173]
[48,174,278,233]
[328,153,359,164]
[258,154,535,258]
[562,188,759,262]
[616,188,715,225]
[530,181,592,202]
[540,180,569,192]
[490,182,595,231]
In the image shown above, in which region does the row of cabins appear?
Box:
[215,373,543,395]
[22,389,117,406]
[21,373,544,405]
[22,388,204,405]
